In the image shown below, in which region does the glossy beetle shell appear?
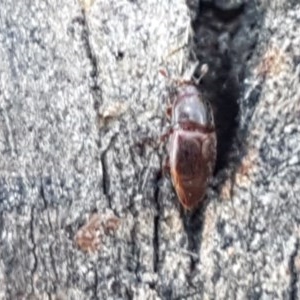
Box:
[168,82,216,209]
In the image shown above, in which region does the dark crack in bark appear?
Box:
[191,0,262,179]
[49,242,59,287]
[127,220,140,282]
[182,205,206,274]
[73,11,103,111]
[100,151,110,199]
[40,178,58,235]
[0,211,3,245]
[125,286,134,300]
[100,135,117,211]
[29,206,38,291]
[289,238,299,300]
[181,0,263,280]
[0,104,17,156]
[40,178,47,210]
[153,170,162,273]
[246,190,256,253]
[93,266,99,300]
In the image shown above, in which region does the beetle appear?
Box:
[162,69,217,210]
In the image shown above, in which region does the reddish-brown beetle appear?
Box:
[162,67,217,210]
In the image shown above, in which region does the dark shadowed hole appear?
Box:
[182,0,262,269]
[116,50,125,60]
[181,202,207,272]
[192,35,240,173]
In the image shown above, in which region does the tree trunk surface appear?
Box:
[0,0,299,299]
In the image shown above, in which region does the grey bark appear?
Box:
[0,0,300,299]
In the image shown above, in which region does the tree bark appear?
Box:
[0,0,299,299]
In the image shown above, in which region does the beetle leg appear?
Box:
[162,156,170,176]
[166,105,172,119]
[160,127,173,143]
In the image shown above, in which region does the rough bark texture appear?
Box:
[0,0,300,299]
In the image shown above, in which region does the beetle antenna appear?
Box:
[159,68,170,80]
[159,62,208,86]
[159,68,182,86]
[193,63,209,85]
[166,44,188,58]
[182,61,199,82]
